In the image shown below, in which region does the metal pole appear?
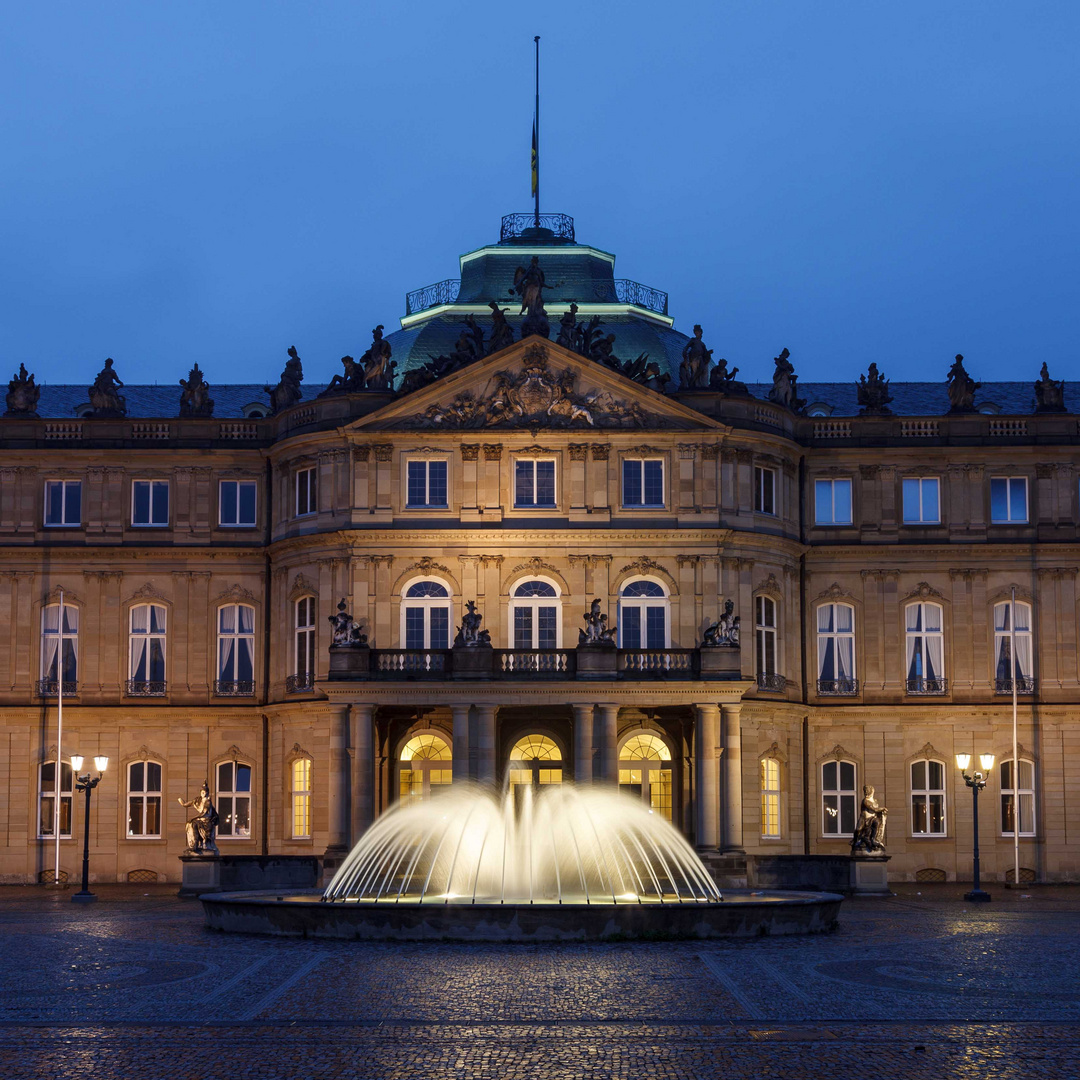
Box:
[79,780,92,895]
[1010,585,1019,888]
[534,35,540,227]
[54,586,64,886]
[971,780,981,895]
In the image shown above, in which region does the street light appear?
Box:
[70,755,108,904]
[956,752,995,903]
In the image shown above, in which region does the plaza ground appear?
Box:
[1,883,1078,1078]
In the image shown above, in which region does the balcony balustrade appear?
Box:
[817,677,859,696]
[906,677,948,695]
[124,680,167,697]
[994,676,1035,695]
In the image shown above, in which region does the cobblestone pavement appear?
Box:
[1,883,1078,1078]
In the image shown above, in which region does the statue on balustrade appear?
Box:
[578,598,617,646]
[680,325,712,389]
[511,256,552,339]
[556,303,580,351]
[768,348,805,413]
[850,785,888,853]
[178,781,219,855]
[265,346,304,414]
[708,354,747,395]
[856,362,893,415]
[946,354,980,413]
[486,302,515,355]
[327,598,368,647]
[701,600,740,647]
[178,362,215,417]
[5,363,40,417]
[88,357,127,417]
[320,354,364,397]
[453,600,492,648]
[361,326,396,391]
[1034,361,1066,413]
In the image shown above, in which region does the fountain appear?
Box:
[200,783,843,940]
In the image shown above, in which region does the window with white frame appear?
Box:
[295,466,317,517]
[1000,758,1036,836]
[994,600,1033,693]
[38,760,73,838]
[291,758,312,839]
[821,759,857,836]
[216,760,252,838]
[401,580,451,649]
[127,760,162,837]
[816,602,855,694]
[622,458,664,509]
[755,595,779,683]
[618,580,668,649]
[41,602,78,690]
[510,580,560,649]
[131,479,169,527]
[514,459,556,508]
[44,479,82,527]
[754,466,777,515]
[902,477,940,524]
[219,479,257,527]
[128,603,166,694]
[292,597,316,690]
[910,759,946,835]
[406,460,448,508]
[761,757,781,838]
[814,478,852,525]
[905,602,945,693]
[990,476,1028,523]
[216,604,255,695]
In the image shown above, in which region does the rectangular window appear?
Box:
[990,477,1028,523]
[761,758,781,839]
[902,477,940,524]
[814,478,852,525]
[217,761,252,838]
[754,466,776,515]
[622,458,664,508]
[127,760,163,838]
[291,758,312,840]
[406,460,448,508]
[219,480,257,527]
[822,760,856,836]
[295,467,317,517]
[514,459,556,508]
[132,479,170,527]
[755,595,778,679]
[1000,759,1036,837]
[44,480,82,527]
[38,761,73,838]
[910,759,946,835]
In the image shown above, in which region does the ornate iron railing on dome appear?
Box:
[405,278,461,316]
[500,211,576,243]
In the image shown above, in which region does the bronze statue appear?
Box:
[178,781,219,855]
[946,354,980,413]
[701,599,740,647]
[360,326,396,391]
[850,785,888,853]
[768,348,805,413]
[453,600,492,648]
[327,598,367,647]
[265,346,304,414]
[320,354,364,397]
[486,302,515,355]
[856,362,893,416]
[1034,361,1066,413]
[4,363,40,417]
[680,325,712,389]
[578,598,617,646]
[88,357,127,417]
[178,362,214,417]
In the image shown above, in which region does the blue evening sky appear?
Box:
[2,2,1077,388]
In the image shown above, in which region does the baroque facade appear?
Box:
[2,213,1077,886]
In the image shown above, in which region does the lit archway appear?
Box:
[398,732,452,803]
[618,732,673,821]
[508,734,563,806]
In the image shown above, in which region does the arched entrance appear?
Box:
[618,732,673,821]
[398,732,452,804]
[507,734,563,810]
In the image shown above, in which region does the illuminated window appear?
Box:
[127,760,162,838]
[760,757,781,839]
[1001,759,1036,837]
[216,761,252,838]
[822,760,856,837]
[510,580,560,649]
[910,759,946,835]
[38,760,73,838]
[398,733,452,804]
[618,580,668,649]
[905,602,945,694]
[291,758,312,839]
[401,580,451,649]
[619,732,673,821]
[508,734,563,802]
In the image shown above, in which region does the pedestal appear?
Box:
[451,646,493,680]
[179,854,221,897]
[699,646,740,679]
[575,644,617,680]
[849,854,891,895]
[328,645,371,679]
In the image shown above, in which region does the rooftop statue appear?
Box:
[701,600,740,647]
[578,598,617,646]
[320,355,364,397]
[856,362,893,415]
[850,785,888,854]
[946,353,980,413]
[88,357,127,417]
[265,346,304,414]
[178,781,219,856]
[453,600,492,648]
[5,362,40,417]
[767,347,805,413]
[1034,361,1066,413]
[361,326,396,391]
[680,324,712,389]
[178,362,215,417]
[708,354,747,394]
[486,302,515,355]
[555,302,580,351]
[327,598,368,647]
[511,256,552,339]
[464,314,486,360]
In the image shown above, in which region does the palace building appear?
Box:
[2,211,1077,887]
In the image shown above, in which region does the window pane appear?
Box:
[238,481,257,525]
[537,606,557,649]
[238,606,254,634]
[65,481,82,524]
[622,607,641,649]
[46,481,63,524]
[815,479,832,524]
[911,760,925,790]
[147,762,161,790]
[912,796,927,833]
[823,794,838,833]
[1009,478,1027,521]
[220,481,238,524]
[428,461,447,506]
[929,794,944,832]
[405,607,424,649]
[822,761,837,790]
[840,761,855,789]
[515,461,533,506]
[152,481,169,524]
[928,760,944,789]
[128,797,143,836]
[840,793,856,834]
[923,479,939,522]
[643,460,663,505]
[623,460,642,506]
[429,607,449,649]
[234,796,251,836]
[990,478,1008,522]
[146,796,161,835]
[129,761,144,791]
[1019,760,1034,788]
[407,461,425,505]
[514,606,532,648]
[645,606,665,648]
[236,637,254,681]
[236,764,252,792]
[834,479,851,523]
[133,481,150,524]
[535,461,555,505]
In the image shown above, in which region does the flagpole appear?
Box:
[1010,585,1019,887]
[534,35,540,227]
[54,586,64,886]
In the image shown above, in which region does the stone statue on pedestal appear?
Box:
[701,599,740,647]
[768,348,805,413]
[5,363,40,417]
[265,346,304,414]
[1034,362,1066,413]
[361,327,396,391]
[453,600,491,648]
[946,354,980,413]
[578,598,617,646]
[327,598,367,647]
[178,362,214,417]
[850,785,888,853]
[856,362,893,415]
[680,325,712,389]
[89,358,127,417]
[511,256,552,340]
[178,781,219,855]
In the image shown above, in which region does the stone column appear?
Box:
[452,704,472,783]
[720,703,745,853]
[349,703,375,840]
[694,704,719,849]
[596,703,619,784]
[475,703,497,785]
[573,703,595,783]
[325,708,349,857]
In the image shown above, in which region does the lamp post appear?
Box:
[70,756,108,904]
[956,753,994,903]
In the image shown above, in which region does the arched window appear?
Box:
[755,596,781,689]
[291,758,312,839]
[127,760,163,837]
[994,601,1033,694]
[618,732,673,820]
[905,602,945,694]
[910,759,946,835]
[38,760,73,838]
[40,602,78,695]
[216,760,252,838]
[401,580,451,650]
[821,760,856,837]
[618,580,669,649]
[508,734,563,803]
[1000,758,1035,836]
[816,603,855,695]
[290,597,316,692]
[510,580,561,649]
[128,603,166,696]
[760,757,781,838]
[399,733,452,804]
[216,604,255,696]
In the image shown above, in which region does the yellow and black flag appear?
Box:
[531,118,538,198]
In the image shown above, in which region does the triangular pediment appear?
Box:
[347,339,723,433]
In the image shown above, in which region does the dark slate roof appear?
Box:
[458,248,620,305]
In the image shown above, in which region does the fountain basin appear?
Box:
[200,889,843,941]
